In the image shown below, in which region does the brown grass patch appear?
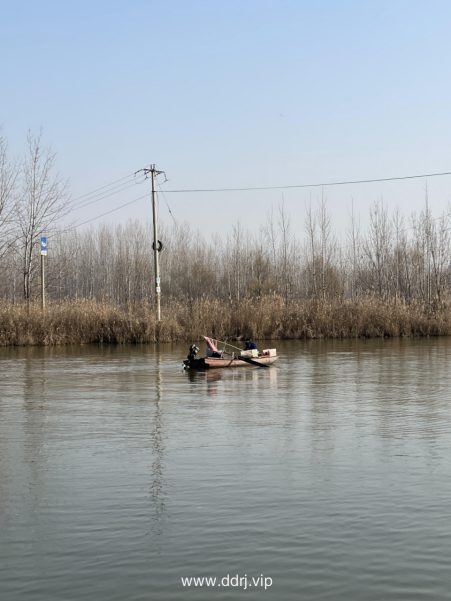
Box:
[0,295,450,346]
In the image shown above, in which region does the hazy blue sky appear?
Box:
[2,0,451,239]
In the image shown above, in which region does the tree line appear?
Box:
[1,131,451,310]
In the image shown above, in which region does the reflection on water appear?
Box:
[185,363,279,397]
[1,339,451,601]
[150,351,165,536]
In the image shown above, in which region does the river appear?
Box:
[1,338,450,600]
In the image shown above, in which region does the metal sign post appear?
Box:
[40,236,47,313]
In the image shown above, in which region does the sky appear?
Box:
[2,0,451,242]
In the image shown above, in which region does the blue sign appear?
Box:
[40,236,47,255]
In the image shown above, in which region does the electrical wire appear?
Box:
[68,180,139,212]
[160,170,451,193]
[156,182,177,226]
[59,166,451,232]
[65,193,148,231]
[69,172,136,203]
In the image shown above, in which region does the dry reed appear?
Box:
[0,295,450,346]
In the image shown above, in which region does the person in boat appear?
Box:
[206,347,222,358]
[204,337,223,358]
[244,338,257,351]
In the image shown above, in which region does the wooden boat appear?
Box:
[183,336,279,370]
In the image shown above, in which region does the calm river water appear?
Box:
[1,338,451,600]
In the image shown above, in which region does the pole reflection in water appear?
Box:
[23,352,49,523]
[149,349,165,536]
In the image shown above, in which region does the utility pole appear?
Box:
[136,165,165,322]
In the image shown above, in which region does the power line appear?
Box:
[160,170,451,194]
[61,171,147,224]
[65,193,148,231]
[61,168,161,231]
[69,172,136,203]
[58,166,451,232]
[68,180,139,212]
[156,181,177,226]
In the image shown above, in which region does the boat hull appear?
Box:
[183,355,278,369]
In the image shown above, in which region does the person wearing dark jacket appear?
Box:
[244,338,257,350]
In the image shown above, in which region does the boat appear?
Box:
[183,336,279,370]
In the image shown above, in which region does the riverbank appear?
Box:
[0,296,449,346]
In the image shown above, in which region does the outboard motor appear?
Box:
[187,344,199,361]
[183,344,199,369]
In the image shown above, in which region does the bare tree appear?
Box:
[278,200,293,305]
[264,206,278,270]
[0,134,18,259]
[428,212,451,305]
[346,199,361,300]
[363,200,393,298]
[392,208,404,303]
[15,131,69,301]
[226,222,246,303]
[249,228,275,298]
[305,201,318,299]
[317,193,337,299]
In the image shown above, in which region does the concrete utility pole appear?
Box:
[136,165,165,322]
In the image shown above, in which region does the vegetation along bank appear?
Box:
[1,296,450,346]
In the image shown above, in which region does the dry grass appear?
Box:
[0,295,450,346]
